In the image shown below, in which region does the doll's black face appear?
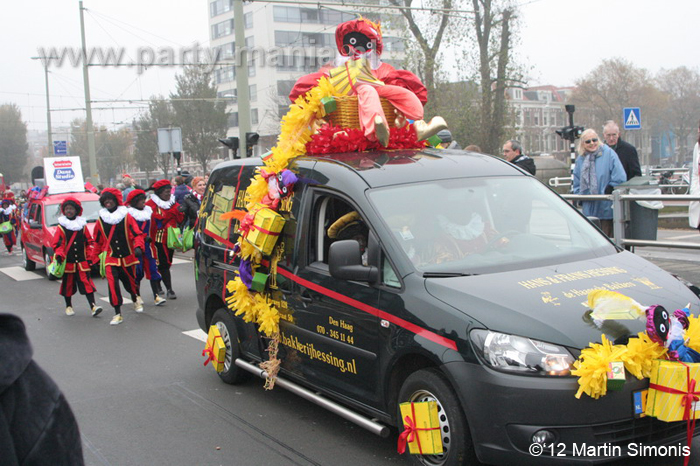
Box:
[652,306,671,342]
[342,32,374,55]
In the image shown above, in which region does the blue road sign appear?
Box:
[53,140,68,155]
[623,108,641,130]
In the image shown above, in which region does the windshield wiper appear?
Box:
[422,272,477,278]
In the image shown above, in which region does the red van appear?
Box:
[21,191,101,278]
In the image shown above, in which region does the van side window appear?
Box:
[311,195,367,265]
[28,204,38,223]
[382,255,400,288]
[201,179,239,248]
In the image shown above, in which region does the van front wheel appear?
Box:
[397,368,477,466]
[211,308,251,385]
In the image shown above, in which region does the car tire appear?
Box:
[397,368,477,466]
[44,249,57,281]
[23,246,36,271]
[211,308,251,385]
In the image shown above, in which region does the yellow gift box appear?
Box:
[645,359,700,422]
[246,203,285,256]
[203,325,226,373]
[397,401,443,455]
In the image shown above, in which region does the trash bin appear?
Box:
[618,177,663,241]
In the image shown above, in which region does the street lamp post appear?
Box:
[31,56,53,157]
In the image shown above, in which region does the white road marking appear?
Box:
[183,329,207,342]
[666,233,700,240]
[0,267,45,281]
[100,296,134,304]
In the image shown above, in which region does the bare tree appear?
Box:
[133,97,176,180]
[656,66,700,160]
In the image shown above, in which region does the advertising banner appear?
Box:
[44,156,85,194]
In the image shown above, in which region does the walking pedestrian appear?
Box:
[126,189,167,306]
[572,129,627,237]
[52,198,102,317]
[93,188,145,325]
[0,198,18,255]
[603,121,641,181]
[179,176,205,229]
[689,120,700,230]
[146,180,184,300]
[502,140,536,175]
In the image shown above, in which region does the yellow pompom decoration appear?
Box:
[621,332,668,379]
[572,335,628,399]
[226,276,257,322]
[257,304,281,338]
[239,241,261,262]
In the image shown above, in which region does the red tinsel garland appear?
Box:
[306,124,426,155]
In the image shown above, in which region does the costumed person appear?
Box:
[689,120,700,230]
[51,198,103,317]
[126,189,166,306]
[0,198,18,255]
[179,176,205,230]
[146,180,184,300]
[289,18,446,147]
[93,188,145,325]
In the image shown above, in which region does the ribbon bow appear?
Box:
[648,362,700,466]
[396,402,440,455]
[202,335,223,367]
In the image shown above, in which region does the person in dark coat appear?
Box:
[603,121,641,181]
[502,139,536,175]
[0,313,85,465]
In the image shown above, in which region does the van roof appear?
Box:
[215,149,523,189]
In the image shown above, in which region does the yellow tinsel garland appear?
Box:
[572,335,628,399]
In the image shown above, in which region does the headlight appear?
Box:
[470,329,574,376]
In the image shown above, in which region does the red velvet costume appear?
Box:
[289,19,427,142]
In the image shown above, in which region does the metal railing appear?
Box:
[549,167,692,193]
[562,192,700,250]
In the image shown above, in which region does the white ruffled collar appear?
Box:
[127,205,152,222]
[150,193,175,210]
[58,216,87,231]
[1,204,16,216]
[99,206,128,225]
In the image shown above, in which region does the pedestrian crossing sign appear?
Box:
[623,107,641,130]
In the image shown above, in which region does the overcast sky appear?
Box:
[2,0,698,133]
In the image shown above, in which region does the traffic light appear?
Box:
[245,132,259,158]
[218,137,240,159]
[555,126,584,142]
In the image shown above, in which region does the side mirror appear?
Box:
[329,240,378,283]
[29,219,41,229]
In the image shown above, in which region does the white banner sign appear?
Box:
[44,156,85,194]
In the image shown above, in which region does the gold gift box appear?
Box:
[645,359,700,422]
[246,203,285,256]
[398,401,443,455]
[205,325,226,373]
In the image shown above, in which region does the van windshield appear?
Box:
[369,176,616,274]
[44,201,102,227]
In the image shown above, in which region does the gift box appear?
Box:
[320,96,337,116]
[202,325,226,373]
[246,203,285,256]
[397,401,443,455]
[645,359,700,421]
[606,361,626,391]
[250,272,269,292]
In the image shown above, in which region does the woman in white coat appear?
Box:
[689,122,700,229]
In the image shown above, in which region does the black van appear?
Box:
[195,149,700,465]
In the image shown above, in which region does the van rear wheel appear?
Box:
[397,368,478,466]
[211,308,251,385]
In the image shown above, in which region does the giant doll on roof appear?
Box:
[289,17,446,147]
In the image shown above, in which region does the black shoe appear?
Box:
[166,290,177,300]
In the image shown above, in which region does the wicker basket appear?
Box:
[327,95,396,129]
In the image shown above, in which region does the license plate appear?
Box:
[633,389,647,417]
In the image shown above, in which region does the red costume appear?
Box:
[289,18,427,143]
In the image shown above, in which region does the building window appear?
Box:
[248,58,256,77]
[273,6,356,24]
[228,112,239,128]
[244,11,253,29]
[215,42,235,60]
[245,36,254,48]
[274,30,334,47]
[275,54,327,72]
[211,19,233,40]
[249,84,257,102]
[210,0,233,17]
[251,108,259,125]
[214,66,235,84]
[383,37,405,53]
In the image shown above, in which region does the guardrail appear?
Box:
[551,172,691,193]
[562,192,700,250]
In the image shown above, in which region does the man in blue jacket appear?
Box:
[572,129,627,237]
